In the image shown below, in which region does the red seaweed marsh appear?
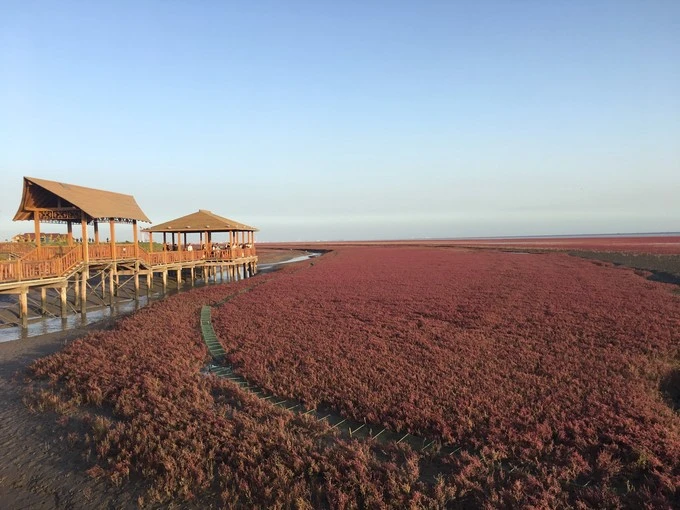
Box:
[4,241,680,508]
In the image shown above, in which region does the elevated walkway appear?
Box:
[0,242,258,327]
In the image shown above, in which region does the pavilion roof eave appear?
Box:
[13,177,151,223]
[144,227,259,233]
[142,209,258,233]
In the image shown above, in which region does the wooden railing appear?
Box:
[0,260,20,281]
[0,244,256,283]
[137,246,256,267]
[89,244,112,260]
[0,247,82,282]
[20,245,69,261]
[0,242,36,256]
[60,247,83,275]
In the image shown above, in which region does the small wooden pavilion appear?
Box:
[143,209,257,254]
[142,209,258,287]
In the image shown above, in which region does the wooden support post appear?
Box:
[149,232,154,252]
[19,288,28,328]
[162,270,167,292]
[146,271,152,295]
[94,221,100,244]
[176,269,181,289]
[34,212,41,259]
[110,220,116,261]
[80,268,88,313]
[74,273,80,307]
[109,269,115,307]
[133,220,139,258]
[41,288,47,315]
[190,267,195,286]
[134,262,140,300]
[67,221,73,247]
[81,213,89,263]
[60,286,67,317]
[243,262,247,278]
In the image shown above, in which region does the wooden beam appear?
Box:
[25,206,79,212]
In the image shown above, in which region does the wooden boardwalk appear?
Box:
[0,243,257,327]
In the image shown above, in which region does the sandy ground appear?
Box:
[0,249,312,509]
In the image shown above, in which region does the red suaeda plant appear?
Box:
[212,246,680,507]
[27,269,437,507]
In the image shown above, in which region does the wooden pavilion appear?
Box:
[13,176,150,261]
[142,209,258,283]
[143,209,256,252]
[0,178,259,328]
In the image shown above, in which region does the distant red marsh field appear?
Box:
[214,246,680,506]
[261,235,680,254]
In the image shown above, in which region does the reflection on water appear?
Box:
[258,252,320,271]
[0,251,320,343]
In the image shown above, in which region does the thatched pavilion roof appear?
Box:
[143,210,258,233]
[13,176,150,223]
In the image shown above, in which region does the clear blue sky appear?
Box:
[1,1,678,241]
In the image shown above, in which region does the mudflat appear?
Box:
[0,318,144,509]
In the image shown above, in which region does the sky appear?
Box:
[1,1,679,242]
